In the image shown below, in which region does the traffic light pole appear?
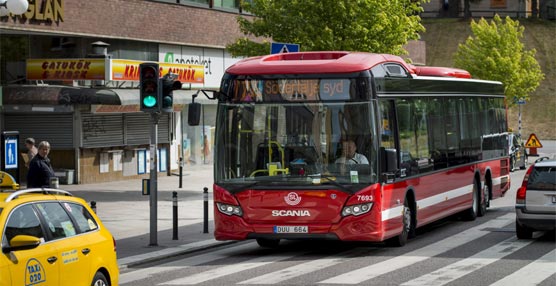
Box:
[149,112,160,246]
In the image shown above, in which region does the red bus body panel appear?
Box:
[214,160,510,242]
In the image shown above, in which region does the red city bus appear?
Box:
[189,51,511,247]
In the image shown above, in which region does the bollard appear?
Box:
[172,191,178,240]
[90,201,97,214]
[203,187,209,234]
[179,157,183,189]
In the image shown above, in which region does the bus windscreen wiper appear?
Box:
[313,174,353,193]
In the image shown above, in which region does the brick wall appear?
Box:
[0,0,249,48]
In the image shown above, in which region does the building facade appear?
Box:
[422,0,555,19]
[0,0,250,184]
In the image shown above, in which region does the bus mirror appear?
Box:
[188,103,201,126]
[380,148,398,181]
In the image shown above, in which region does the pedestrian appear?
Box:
[24,137,38,168]
[27,141,55,188]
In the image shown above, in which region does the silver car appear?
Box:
[515,157,556,239]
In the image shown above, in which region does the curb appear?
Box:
[117,239,237,270]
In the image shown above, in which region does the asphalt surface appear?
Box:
[59,141,556,270]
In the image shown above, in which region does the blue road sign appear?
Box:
[4,137,17,169]
[271,42,300,54]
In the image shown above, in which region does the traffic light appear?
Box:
[160,72,182,113]
[139,63,160,112]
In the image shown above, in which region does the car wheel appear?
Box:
[256,238,280,248]
[387,198,412,247]
[91,271,108,286]
[516,220,533,239]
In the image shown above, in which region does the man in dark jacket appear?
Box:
[27,141,55,188]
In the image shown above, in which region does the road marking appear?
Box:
[160,252,306,285]
[238,248,367,284]
[119,242,254,284]
[401,236,533,285]
[118,239,221,268]
[489,248,556,286]
[319,213,515,284]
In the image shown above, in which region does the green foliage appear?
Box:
[227,0,428,57]
[454,15,545,105]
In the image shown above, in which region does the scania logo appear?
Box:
[272,210,311,217]
[284,192,301,206]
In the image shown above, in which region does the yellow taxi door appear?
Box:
[6,244,60,286]
[35,202,91,286]
[52,236,92,286]
[0,245,12,285]
[2,204,60,285]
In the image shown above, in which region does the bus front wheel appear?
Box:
[387,198,413,247]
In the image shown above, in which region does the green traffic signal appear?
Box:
[139,62,160,112]
[143,95,157,108]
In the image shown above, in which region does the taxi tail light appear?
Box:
[516,164,534,204]
[113,236,117,252]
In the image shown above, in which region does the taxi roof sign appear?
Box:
[525,133,543,148]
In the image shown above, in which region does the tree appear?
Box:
[454,15,544,105]
[227,0,428,58]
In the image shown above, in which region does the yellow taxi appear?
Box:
[0,188,119,286]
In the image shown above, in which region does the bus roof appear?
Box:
[226,51,413,75]
[225,51,474,79]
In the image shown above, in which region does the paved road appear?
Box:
[118,210,555,285]
[116,165,555,286]
[65,140,556,276]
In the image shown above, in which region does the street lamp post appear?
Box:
[0,0,29,16]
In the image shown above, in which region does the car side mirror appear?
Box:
[2,235,41,253]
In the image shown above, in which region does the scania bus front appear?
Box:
[211,74,383,247]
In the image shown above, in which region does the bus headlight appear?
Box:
[342,203,373,217]
[216,202,243,216]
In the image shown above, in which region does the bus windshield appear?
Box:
[214,79,378,188]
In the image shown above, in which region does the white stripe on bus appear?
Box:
[381,175,507,222]
[381,184,473,221]
[492,175,509,187]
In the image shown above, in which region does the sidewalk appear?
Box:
[62,163,234,269]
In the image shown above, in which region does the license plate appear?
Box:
[273,226,308,233]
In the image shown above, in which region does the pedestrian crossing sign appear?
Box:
[525,133,543,148]
[270,42,300,54]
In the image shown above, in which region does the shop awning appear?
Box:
[1,85,216,106]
